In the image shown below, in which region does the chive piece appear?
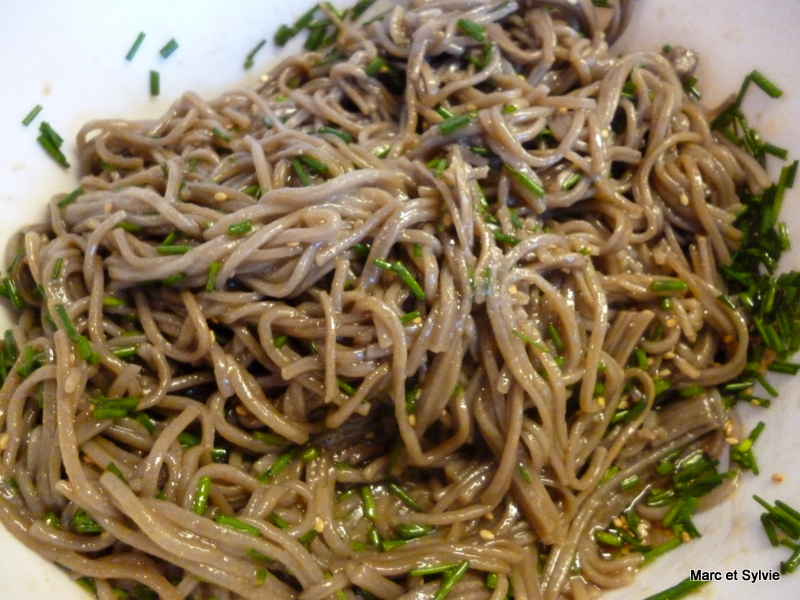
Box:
[336,378,356,396]
[400,310,421,324]
[562,171,582,191]
[518,462,533,484]
[126,32,146,61]
[71,509,103,534]
[456,18,486,43]
[642,578,709,600]
[261,446,298,481]
[595,530,623,546]
[206,261,221,293]
[51,257,64,280]
[244,39,267,69]
[361,485,377,520]
[619,475,640,491]
[511,329,549,353]
[22,104,43,126]
[149,70,160,96]
[216,514,260,537]
[679,384,704,397]
[273,335,289,349]
[380,538,407,552]
[42,511,60,529]
[504,164,544,197]
[748,70,783,98]
[162,271,187,286]
[410,563,460,577]
[428,157,447,177]
[318,126,354,143]
[351,0,377,20]
[365,56,388,77]
[37,122,70,168]
[387,483,422,511]
[3,277,23,310]
[396,523,432,540]
[372,259,426,301]
[228,220,253,236]
[301,446,318,462]
[439,111,477,136]
[212,127,232,143]
[155,245,191,255]
[299,155,328,175]
[111,345,138,360]
[135,412,156,434]
[54,304,99,364]
[268,512,290,529]
[651,279,688,292]
[107,462,126,482]
[159,38,179,59]
[641,537,682,565]
[433,560,470,600]
[291,157,312,186]
[193,476,212,515]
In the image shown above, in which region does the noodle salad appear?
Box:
[0,1,799,599]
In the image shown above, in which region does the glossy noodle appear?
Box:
[0,0,775,598]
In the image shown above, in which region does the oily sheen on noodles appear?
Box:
[0,0,768,598]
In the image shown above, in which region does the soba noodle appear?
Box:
[0,0,783,598]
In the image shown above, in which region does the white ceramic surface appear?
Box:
[0,1,798,598]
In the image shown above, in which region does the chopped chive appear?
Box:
[372,259,426,301]
[193,476,212,515]
[42,511,60,529]
[439,111,477,136]
[301,446,318,462]
[492,229,520,246]
[641,537,682,565]
[212,127,232,143]
[216,514,260,537]
[22,104,43,126]
[679,384,704,397]
[107,462,126,482]
[37,122,70,168]
[748,70,783,98]
[206,261,221,292]
[396,523,432,540]
[244,39,267,69]
[71,509,103,534]
[228,220,253,236]
[260,446,298,481]
[351,0,377,20]
[269,512,290,529]
[299,155,328,174]
[149,70,160,96]
[651,279,689,293]
[3,277,23,310]
[595,530,623,546]
[365,56,388,77]
[410,563,460,577]
[111,345,138,360]
[291,157,312,186]
[428,157,448,177]
[125,32,146,61]
[518,462,532,484]
[388,483,422,511]
[159,38,179,59]
[273,335,289,349]
[57,186,85,208]
[51,257,63,280]
[504,164,544,197]
[619,475,640,491]
[155,245,191,255]
[400,310,421,324]
[162,271,187,286]
[361,485,377,520]
[54,304,100,364]
[433,560,470,600]
[511,329,549,353]
[317,126,353,143]
[456,18,486,43]
[562,171,582,191]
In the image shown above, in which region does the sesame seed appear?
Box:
[408,414,417,426]
[315,516,325,532]
[679,193,689,206]
[681,531,692,543]
[596,396,606,407]
[723,335,734,343]
[0,433,8,451]
[214,192,228,201]
[479,529,495,540]
[725,437,739,445]
[666,318,677,327]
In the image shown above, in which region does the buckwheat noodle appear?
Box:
[0,0,770,598]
